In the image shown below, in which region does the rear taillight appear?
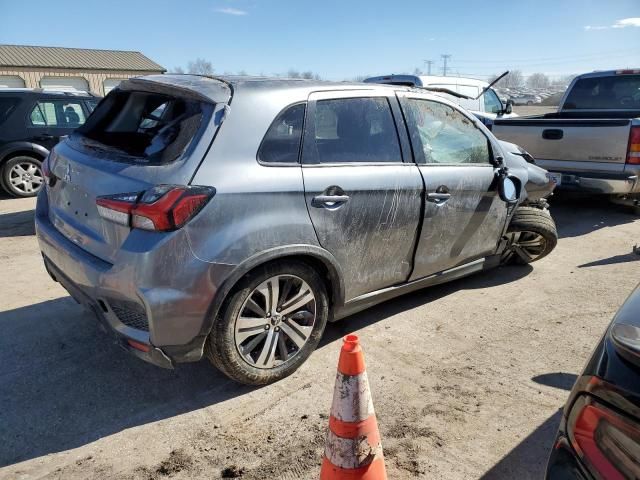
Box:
[42,156,51,186]
[96,185,214,231]
[568,396,640,480]
[627,127,640,165]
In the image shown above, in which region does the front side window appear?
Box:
[402,98,491,165]
[483,89,503,114]
[258,103,305,163]
[306,97,402,164]
[29,101,86,127]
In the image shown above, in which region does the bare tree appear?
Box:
[187,58,214,75]
[527,73,550,89]
[237,70,248,76]
[170,66,185,74]
[492,70,524,88]
[301,71,314,79]
[287,69,301,78]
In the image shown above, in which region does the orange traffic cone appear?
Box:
[320,335,387,480]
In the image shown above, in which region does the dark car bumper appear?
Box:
[546,434,593,480]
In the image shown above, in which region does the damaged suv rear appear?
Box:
[36,75,557,384]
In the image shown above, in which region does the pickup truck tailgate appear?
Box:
[492,118,632,171]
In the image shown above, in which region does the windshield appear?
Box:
[563,75,640,110]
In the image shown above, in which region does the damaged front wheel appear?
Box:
[501,207,558,264]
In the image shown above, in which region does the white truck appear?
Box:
[363,74,518,122]
[491,69,640,211]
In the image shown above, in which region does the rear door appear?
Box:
[301,90,423,301]
[397,93,509,279]
[26,98,86,149]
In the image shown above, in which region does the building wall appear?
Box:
[0,67,162,95]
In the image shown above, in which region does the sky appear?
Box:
[2,0,639,81]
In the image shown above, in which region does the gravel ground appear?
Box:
[0,192,638,480]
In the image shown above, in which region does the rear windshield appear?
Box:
[563,75,640,110]
[0,97,20,125]
[73,90,210,163]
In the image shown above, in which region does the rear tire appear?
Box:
[502,207,557,264]
[1,155,44,198]
[206,261,329,385]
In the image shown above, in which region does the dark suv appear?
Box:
[0,89,99,197]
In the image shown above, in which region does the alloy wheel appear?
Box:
[234,274,316,369]
[9,161,43,195]
[502,230,548,263]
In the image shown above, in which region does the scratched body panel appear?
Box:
[411,165,507,279]
[302,164,423,300]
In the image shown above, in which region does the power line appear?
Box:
[452,49,638,66]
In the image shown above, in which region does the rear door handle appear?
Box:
[36,134,54,140]
[312,195,350,207]
[427,192,451,202]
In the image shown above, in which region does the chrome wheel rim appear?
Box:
[234,274,316,369]
[9,162,43,194]
[503,230,547,263]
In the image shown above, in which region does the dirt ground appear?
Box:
[1,191,638,480]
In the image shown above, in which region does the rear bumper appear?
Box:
[35,189,225,366]
[545,434,591,480]
[42,257,174,369]
[548,170,639,195]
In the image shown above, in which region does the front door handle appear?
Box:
[311,195,350,207]
[427,192,451,202]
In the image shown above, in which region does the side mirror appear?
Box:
[504,99,513,115]
[499,175,520,203]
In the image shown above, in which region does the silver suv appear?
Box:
[35,75,557,384]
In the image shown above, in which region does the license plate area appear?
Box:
[548,172,562,186]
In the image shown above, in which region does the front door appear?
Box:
[397,93,509,280]
[302,91,423,301]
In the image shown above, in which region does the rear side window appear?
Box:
[402,98,491,165]
[29,101,86,127]
[0,97,19,125]
[258,103,305,164]
[305,97,402,164]
[564,75,640,109]
[74,90,208,163]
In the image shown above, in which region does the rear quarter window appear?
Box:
[0,97,20,125]
[258,103,306,164]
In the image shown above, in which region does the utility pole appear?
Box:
[424,60,434,75]
[441,54,452,76]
